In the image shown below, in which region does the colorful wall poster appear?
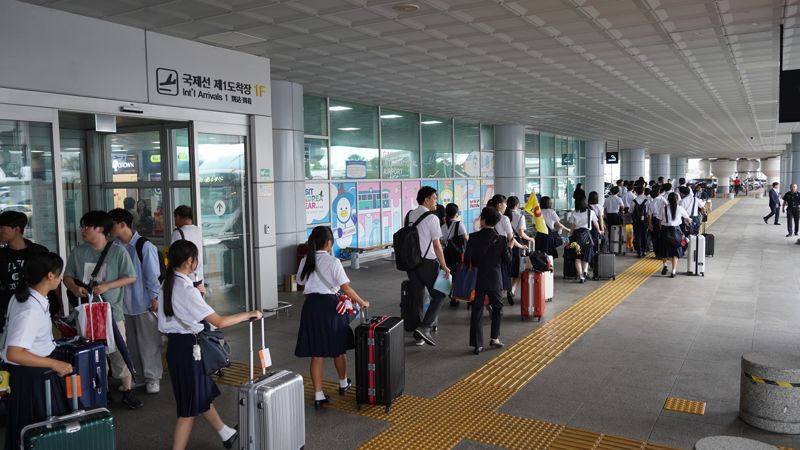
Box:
[467,179,481,232]
[453,179,468,222]
[331,182,357,258]
[381,182,402,243]
[481,151,494,180]
[421,180,438,190]
[305,183,330,225]
[357,182,382,248]
[438,180,454,206]
[402,180,421,217]
[481,183,494,207]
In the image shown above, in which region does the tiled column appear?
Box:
[791,133,800,186]
[494,124,525,198]
[671,157,688,182]
[621,148,646,181]
[271,80,307,289]
[585,140,605,197]
[649,154,671,181]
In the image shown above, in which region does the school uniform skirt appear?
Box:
[4,362,69,450]
[650,219,663,258]
[569,230,595,263]
[659,225,685,258]
[535,232,559,259]
[295,293,355,358]
[166,333,220,418]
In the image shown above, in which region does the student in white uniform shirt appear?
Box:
[404,186,450,347]
[630,185,650,258]
[535,196,568,260]
[567,198,601,283]
[587,192,605,246]
[647,188,666,259]
[658,193,691,278]
[678,186,704,235]
[170,205,205,294]
[504,196,535,305]
[1,252,73,450]
[295,226,369,409]
[603,186,624,227]
[158,240,263,450]
[487,194,526,305]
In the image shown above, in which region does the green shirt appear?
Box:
[65,242,136,322]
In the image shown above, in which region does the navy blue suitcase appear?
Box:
[51,339,108,409]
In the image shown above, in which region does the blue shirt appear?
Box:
[116,233,160,315]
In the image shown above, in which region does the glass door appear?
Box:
[192,123,249,314]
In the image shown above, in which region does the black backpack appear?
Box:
[393,211,434,271]
[442,221,465,269]
[631,199,648,226]
[529,250,551,273]
[136,237,167,282]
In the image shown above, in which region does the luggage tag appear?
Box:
[192,344,202,361]
[258,348,272,369]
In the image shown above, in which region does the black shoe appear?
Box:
[414,327,437,346]
[450,298,459,308]
[473,346,483,355]
[506,291,514,306]
[787,234,793,237]
[670,272,675,278]
[775,223,781,225]
[121,390,143,410]
[579,278,585,284]
[661,266,668,275]
[764,217,769,224]
[222,427,239,449]
[314,396,329,409]
[338,378,352,395]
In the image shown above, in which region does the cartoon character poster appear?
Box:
[331,182,357,258]
[481,151,494,180]
[402,181,421,217]
[357,182,382,248]
[381,182,402,243]
[421,180,438,190]
[438,180,454,206]
[454,179,468,224]
[305,183,330,225]
[467,180,481,232]
[481,183,494,207]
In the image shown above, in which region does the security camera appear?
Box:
[750,136,754,140]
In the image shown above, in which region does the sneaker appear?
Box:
[121,390,143,410]
[490,339,505,348]
[414,327,437,346]
[146,381,160,395]
[414,338,425,346]
[661,266,668,275]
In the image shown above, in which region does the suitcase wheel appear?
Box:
[701,273,705,277]
[385,405,391,413]
[612,276,616,280]
[537,317,542,322]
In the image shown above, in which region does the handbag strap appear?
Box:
[90,242,114,283]
[314,267,339,294]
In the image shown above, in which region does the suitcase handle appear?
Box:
[248,314,267,381]
[42,371,80,418]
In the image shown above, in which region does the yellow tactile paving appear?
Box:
[663,396,706,416]
[218,199,745,449]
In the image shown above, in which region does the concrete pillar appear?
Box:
[494,124,525,197]
[620,148,646,181]
[585,140,605,198]
[671,157,688,182]
[650,154,671,181]
[761,157,780,185]
[791,133,800,186]
[712,159,737,191]
[782,146,792,189]
[697,159,711,178]
[271,80,307,289]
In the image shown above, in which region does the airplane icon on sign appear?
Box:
[156,68,179,96]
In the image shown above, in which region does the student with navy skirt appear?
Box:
[0,252,72,450]
[158,240,262,450]
[295,226,370,409]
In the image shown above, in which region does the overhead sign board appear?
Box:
[146,31,271,115]
[561,153,574,166]
[606,152,619,164]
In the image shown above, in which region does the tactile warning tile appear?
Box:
[663,396,706,415]
[214,361,251,387]
[223,199,738,450]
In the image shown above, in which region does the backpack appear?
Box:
[631,199,648,226]
[529,250,551,273]
[393,211,434,271]
[442,221,465,270]
[136,237,167,282]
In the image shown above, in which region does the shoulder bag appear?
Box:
[175,315,231,376]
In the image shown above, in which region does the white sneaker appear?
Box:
[146,381,160,395]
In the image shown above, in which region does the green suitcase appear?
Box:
[20,374,116,450]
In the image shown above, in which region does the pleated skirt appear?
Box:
[5,362,69,450]
[166,333,220,418]
[295,293,355,358]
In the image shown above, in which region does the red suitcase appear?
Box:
[520,270,545,321]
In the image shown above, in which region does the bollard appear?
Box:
[694,436,774,450]
[350,251,360,270]
[740,352,800,433]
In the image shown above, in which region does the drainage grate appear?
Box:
[664,396,706,415]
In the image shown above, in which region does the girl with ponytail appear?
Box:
[658,192,691,278]
[1,252,73,450]
[157,239,262,450]
[295,225,370,409]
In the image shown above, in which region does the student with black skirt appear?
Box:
[295,226,370,409]
[0,252,72,450]
[158,240,263,450]
[658,193,690,278]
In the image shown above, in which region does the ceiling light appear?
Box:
[420,120,442,125]
[380,114,403,119]
[338,127,360,131]
[329,106,352,112]
[392,3,419,13]
[152,141,160,144]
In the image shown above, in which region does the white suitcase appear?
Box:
[686,234,706,276]
[544,255,554,302]
[238,318,305,450]
[607,225,626,255]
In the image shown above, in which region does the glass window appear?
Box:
[480,124,494,150]
[105,130,162,183]
[61,129,85,252]
[481,151,494,180]
[454,120,480,178]
[555,136,569,178]
[330,100,379,180]
[540,133,555,199]
[304,138,329,180]
[380,108,419,179]
[421,115,452,178]
[171,128,191,181]
[577,140,586,177]
[0,119,58,251]
[525,134,539,178]
[303,95,328,136]
[526,178,541,200]
[197,133,248,315]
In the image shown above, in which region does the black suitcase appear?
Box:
[399,280,418,332]
[593,251,616,280]
[355,315,405,413]
[702,223,715,257]
[563,248,578,279]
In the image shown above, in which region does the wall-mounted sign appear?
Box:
[111,154,137,174]
[606,152,619,164]
[561,153,574,166]
[146,32,271,115]
[345,160,367,179]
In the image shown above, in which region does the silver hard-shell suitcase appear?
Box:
[237,318,305,450]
